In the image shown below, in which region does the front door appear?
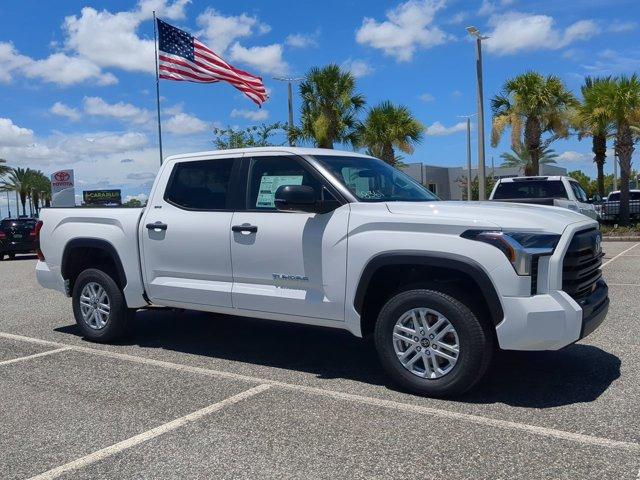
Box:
[231,153,349,321]
[140,156,238,308]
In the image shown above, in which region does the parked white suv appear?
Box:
[35,148,609,397]
[490,176,598,220]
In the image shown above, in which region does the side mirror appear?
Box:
[274,185,318,213]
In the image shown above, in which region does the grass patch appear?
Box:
[600,223,640,237]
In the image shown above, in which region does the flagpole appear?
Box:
[153,11,163,165]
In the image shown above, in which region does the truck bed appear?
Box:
[490,198,555,206]
[37,207,147,308]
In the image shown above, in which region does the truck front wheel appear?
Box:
[72,268,131,343]
[374,289,493,397]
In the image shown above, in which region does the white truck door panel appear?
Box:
[231,209,349,320]
[140,156,236,307]
[230,153,349,320]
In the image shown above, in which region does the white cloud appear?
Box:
[285,31,319,48]
[163,113,208,135]
[557,151,590,163]
[83,97,152,125]
[484,13,600,55]
[608,21,637,33]
[0,42,117,86]
[583,49,640,74]
[229,43,289,75]
[50,102,81,121]
[425,121,466,136]
[478,0,514,16]
[419,93,435,102]
[447,12,468,25]
[355,0,449,62]
[0,118,35,146]
[196,8,270,54]
[230,109,269,122]
[341,58,374,78]
[57,132,149,156]
[126,172,157,180]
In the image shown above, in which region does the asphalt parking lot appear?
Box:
[1,243,639,479]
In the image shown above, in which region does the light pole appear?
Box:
[273,76,303,146]
[466,26,489,201]
[613,153,618,191]
[458,114,476,201]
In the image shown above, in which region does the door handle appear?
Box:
[231,225,258,233]
[146,222,168,231]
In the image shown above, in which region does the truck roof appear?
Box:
[164,147,373,163]
[497,176,568,183]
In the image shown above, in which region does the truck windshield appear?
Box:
[493,180,568,199]
[314,155,439,202]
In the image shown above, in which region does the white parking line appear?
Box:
[0,347,71,366]
[26,383,271,480]
[602,242,640,267]
[2,331,639,453]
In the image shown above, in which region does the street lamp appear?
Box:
[458,113,477,201]
[466,26,489,201]
[273,76,303,146]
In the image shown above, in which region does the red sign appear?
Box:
[54,171,70,182]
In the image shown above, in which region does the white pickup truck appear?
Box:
[35,147,609,397]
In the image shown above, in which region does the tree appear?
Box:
[0,167,36,216]
[212,122,285,150]
[0,159,10,177]
[123,198,143,208]
[356,101,423,166]
[605,75,640,224]
[30,171,51,214]
[297,64,365,148]
[567,170,593,196]
[572,77,615,197]
[491,72,577,175]
[458,175,496,201]
[499,144,558,175]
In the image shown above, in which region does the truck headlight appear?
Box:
[461,230,560,276]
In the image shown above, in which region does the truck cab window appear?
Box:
[247,156,321,210]
[164,159,234,210]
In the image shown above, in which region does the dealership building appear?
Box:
[400,163,568,200]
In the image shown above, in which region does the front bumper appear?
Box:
[496,280,609,351]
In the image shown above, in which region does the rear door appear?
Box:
[140,155,241,308]
[230,153,350,321]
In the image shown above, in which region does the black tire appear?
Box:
[8,253,15,260]
[0,252,4,261]
[72,268,131,343]
[374,289,493,397]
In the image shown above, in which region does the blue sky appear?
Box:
[0,0,638,210]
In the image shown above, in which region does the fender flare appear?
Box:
[61,238,127,288]
[353,252,504,326]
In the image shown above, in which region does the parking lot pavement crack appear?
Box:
[24,383,272,480]
[0,347,71,366]
[2,331,639,455]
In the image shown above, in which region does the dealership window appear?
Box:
[426,183,438,195]
[164,158,235,210]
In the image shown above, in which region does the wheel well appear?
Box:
[358,263,500,337]
[62,241,126,293]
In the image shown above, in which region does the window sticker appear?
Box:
[256,175,303,208]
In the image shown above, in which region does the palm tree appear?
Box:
[298,64,365,148]
[605,75,640,224]
[491,72,577,175]
[572,77,615,197]
[356,101,424,166]
[500,144,558,175]
[30,171,52,214]
[0,167,35,216]
[0,159,10,177]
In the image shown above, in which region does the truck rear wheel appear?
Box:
[72,268,130,343]
[374,289,493,397]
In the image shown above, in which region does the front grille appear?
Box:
[562,228,603,300]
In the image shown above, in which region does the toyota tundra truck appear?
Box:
[35,147,609,397]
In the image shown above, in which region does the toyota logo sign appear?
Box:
[54,171,71,182]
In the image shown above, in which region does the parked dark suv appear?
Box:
[0,218,39,260]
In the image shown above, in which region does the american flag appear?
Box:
[157,19,267,107]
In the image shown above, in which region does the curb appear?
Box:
[602,236,640,242]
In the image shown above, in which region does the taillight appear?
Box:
[0,231,5,240]
[34,221,45,261]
